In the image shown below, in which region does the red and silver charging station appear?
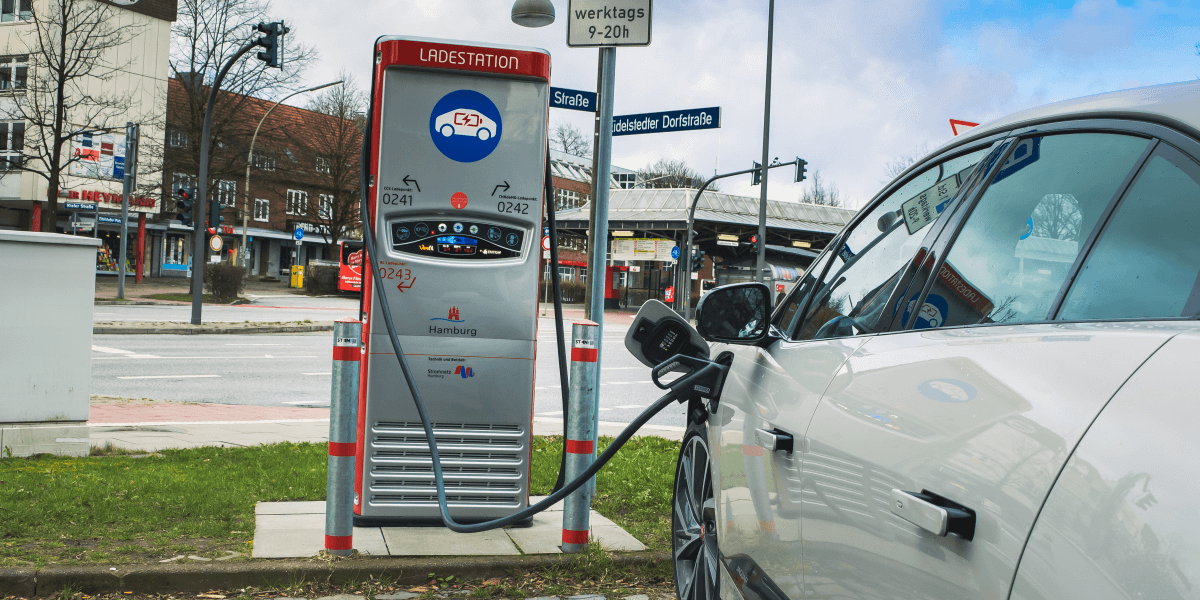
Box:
[355,37,550,523]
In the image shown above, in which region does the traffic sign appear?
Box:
[950,119,979,136]
[550,87,597,112]
[567,0,652,47]
[612,107,720,136]
[209,235,224,252]
[542,236,551,251]
[65,202,96,211]
[670,246,680,260]
[293,227,304,241]
[97,214,122,224]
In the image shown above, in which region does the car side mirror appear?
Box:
[695,282,771,344]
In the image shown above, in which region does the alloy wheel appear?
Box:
[673,430,719,600]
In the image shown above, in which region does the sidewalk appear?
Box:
[95,275,304,300]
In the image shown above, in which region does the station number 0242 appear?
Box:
[497,201,529,214]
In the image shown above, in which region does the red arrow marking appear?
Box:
[396,276,416,293]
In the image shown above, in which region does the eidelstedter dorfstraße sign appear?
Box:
[567,0,652,47]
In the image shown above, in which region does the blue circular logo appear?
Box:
[918,378,977,403]
[429,90,502,163]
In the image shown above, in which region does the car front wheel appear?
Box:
[673,420,719,600]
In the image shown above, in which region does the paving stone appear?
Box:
[525,596,560,600]
[186,554,212,561]
[314,595,363,600]
[381,527,519,556]
[256,500,326,515]
[566,595,606,600]
[158,555,185,563]
[622,595,650,600]
[215,551,245,561]
[376,593,420,600]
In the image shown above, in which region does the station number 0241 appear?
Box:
[381,193,413,206]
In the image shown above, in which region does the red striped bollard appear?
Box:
[562,320,599,553]
[325,318,361,556]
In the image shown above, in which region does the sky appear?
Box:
[271,0,1200,209]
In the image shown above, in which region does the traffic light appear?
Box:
[795,158,808,183]
[691,249,706,272]
[751,161,762,185]
[209,198,225,232]
[254,21,289,68]
[175,186,196,226]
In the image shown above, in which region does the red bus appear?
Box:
[338,240,364,293]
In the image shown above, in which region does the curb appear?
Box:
[93,323,335,335]
[94,301,163,306]
[0,552,670,596]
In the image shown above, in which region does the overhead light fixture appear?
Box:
[792,241,812,248]
[511,0,555,27]
[612,231,634,237]
[718,234,739,242]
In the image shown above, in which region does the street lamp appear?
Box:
[241,80,343,276]
[511,0,555,27]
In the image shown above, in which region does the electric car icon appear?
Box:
[435,109,497,141]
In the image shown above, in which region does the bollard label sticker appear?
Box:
[574,338,597,348]
[335,337,359,347]
[429,90,503,163]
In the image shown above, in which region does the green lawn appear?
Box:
[0,436,679,567]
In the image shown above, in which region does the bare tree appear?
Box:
[1,0,142,232]
[637,158,713,189]
[1031,193,1082,241]
[800,170,845,207]
[301,73,365,255]
[883,142,930,181]
[549,122,590,158]
[167,0,317,210]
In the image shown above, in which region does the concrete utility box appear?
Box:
[0,230,99,457]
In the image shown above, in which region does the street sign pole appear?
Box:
[117,122,139,300]
[586,43,615,361]
[755,0,776,284]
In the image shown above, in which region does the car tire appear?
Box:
[440,124,454,137]
[672,419,719,600]
[477,128,491,141]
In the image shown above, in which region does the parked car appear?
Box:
[673,80,1200,600]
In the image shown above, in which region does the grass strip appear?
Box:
[0,436,678,567]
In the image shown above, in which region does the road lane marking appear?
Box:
[533,416,685,432]
[116,374,221,380]
[93,355,319,360]
[226,343,293,346]
[92,345,133,354]
[302,372,332,376]
[610,404,648,409]
[602,367,642,370]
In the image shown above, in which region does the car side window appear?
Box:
[919,133,1150,328]
[795,146,991,341]
[773,250,833,337]
[1057,143,1200,320]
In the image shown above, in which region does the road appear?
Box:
[91,317,687,430]
[93,295,360,323]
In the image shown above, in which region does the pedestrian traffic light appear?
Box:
[254,21,288,69]
[175,186,196,227]
[795,158,808,183]
[209,198,226,231]
[751,162,762,185]
[691,249,706,272]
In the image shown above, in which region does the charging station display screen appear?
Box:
[390,220,523,260]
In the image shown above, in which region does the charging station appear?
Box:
[354,37,550,523]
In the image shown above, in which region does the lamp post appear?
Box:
[241,80,342,276]
[755,0,776,284]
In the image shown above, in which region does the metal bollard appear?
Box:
[325,318,361,556]
[562,320,600,553]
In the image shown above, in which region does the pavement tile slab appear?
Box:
[381,527,520,556]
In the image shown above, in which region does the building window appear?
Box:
[167,127,189,148]
[1,1,32,23]
[286,189,308,216]
[556,188,580,210]
[612,173,636,189]
[254,198,269,222]
[252,152,275,171]
[316,156,330,174]
[318,194,333,219]
[213,179,236,207]
[0,55,27,91]
[0,120,24,169]
[557,266,575,281]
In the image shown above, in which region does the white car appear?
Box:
[672,80,1200,600]
[434,108,496,141]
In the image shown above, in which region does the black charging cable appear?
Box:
[543,152,571,494]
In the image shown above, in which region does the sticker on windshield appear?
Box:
[901,175,959,235]
[428,90,503,163]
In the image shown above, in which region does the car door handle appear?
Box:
[754,428,793,454]
[890,489,976,541]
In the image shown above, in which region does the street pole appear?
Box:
[117,122,139,300]
[584,52,604,321]
[755,0,776,284]
[192,40,258,325]
[583,45,616,493]
[243,80,342,278]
